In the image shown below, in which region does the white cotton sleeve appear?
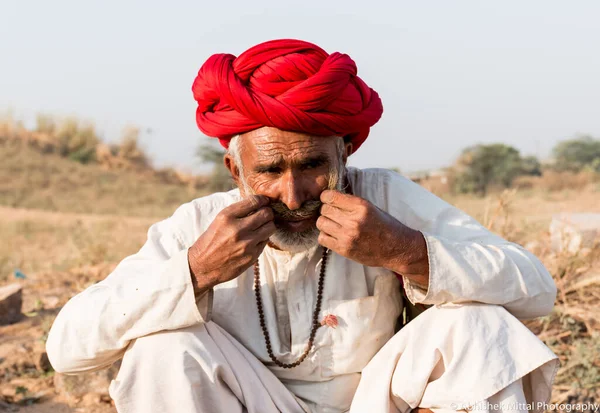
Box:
[46,202,211,374]
[373,169,557,320]
[402,231,557,319]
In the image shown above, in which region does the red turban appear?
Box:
[192,39,383,153]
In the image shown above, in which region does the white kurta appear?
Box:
[46,168,559,412]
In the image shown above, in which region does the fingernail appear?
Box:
[322,191,333,203]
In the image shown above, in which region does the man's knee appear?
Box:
[110,323,236,411]
[123,323,210,371]
[404,302,524,350]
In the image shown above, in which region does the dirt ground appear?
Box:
[0,262,117,412]
[0,207,133,412]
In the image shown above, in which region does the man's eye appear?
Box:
[303,161,324,170]
[265,167,282,174]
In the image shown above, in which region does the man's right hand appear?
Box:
[187,195,276,293]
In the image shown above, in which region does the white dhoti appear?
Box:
[109,303,558,413]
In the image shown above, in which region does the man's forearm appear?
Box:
[383,228,430,288]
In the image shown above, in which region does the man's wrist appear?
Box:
[187,247,217,295]
[384,228,430,286]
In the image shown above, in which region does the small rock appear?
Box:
[41,295,60,309]
[53,361,120,401]
[0,284,22,326]
[80,392,103,406]
[550,213,600,254]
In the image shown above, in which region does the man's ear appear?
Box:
[343,142,353,164]
[224,154,241,185]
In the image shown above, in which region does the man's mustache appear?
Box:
[241,162,346,222]
[270,200,322,221]
[268,168,346,221]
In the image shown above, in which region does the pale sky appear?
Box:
[1,1,599,173]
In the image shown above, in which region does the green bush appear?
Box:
[54,118,99,163]
[552,135,600,173]
[453,144,539,195]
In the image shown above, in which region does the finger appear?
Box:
[320,190,363,211]
[320,203,349,219]
[318,231,338,250]
[226,195,270,218]
[241,206,274,230]
[255,239,269,255]
[316,215,342,235]
[254,220,277,241]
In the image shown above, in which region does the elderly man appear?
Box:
[47,39,558,413]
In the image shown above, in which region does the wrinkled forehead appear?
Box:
[239,127,339,164]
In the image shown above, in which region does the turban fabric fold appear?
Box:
[192,39,383,153]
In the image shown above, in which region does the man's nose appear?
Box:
[280,171,306,210]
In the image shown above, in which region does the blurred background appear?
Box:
[1,1,599,411]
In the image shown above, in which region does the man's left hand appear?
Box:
[317,190,429,282]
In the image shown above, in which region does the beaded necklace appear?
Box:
[253,247,329,369]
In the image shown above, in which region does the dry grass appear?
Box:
[514,170,600,192]
[0,139,209,216]
[526,233,600,403]
[421,170,600,199]
[0,113,209,189]
[0,206,155,283]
